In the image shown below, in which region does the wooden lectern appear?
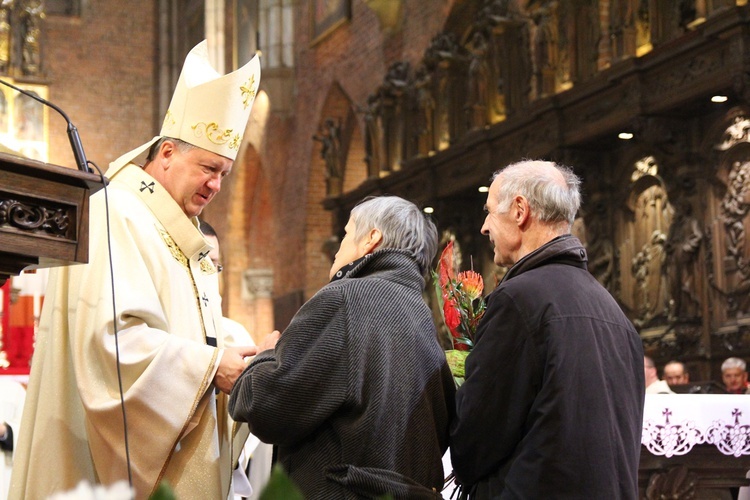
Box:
[0,151,104,284]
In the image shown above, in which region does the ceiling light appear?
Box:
[618,132,634,140]
[711,95,728,103]
[478,186,489,193]
[423,206,434,214]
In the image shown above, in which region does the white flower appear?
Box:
[47,480,133,500]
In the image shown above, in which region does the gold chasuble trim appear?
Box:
[156,227,210,342]
[153,347,221,497]
[158,228,189,270]
[200,258,216,274]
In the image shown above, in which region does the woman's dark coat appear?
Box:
[230,249,455,499]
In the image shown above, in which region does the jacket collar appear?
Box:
[500,234,588,285]
[330,249,426,291]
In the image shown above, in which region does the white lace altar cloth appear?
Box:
[642,394,750,457]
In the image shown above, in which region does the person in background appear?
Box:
[199,220,256,347]
[9,41,260,500]
[0,377,25,500]
[198,219,274,500]
[663,360,690,386]
[645,356,675,394]
[450,160,644,499]
[230,196,455,498]
[722,357,750,394]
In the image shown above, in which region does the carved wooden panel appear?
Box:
[0,152,102,284]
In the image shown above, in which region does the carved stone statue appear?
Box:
[720,160,750,289]
[362,93,383,177]
[466,31,489,130]
[0,0,14,74]
[424,33,460,149]
[414,66,435,156]
[21,0,42,76]
[383,61,409,96]
[632,230,670,327]
[532,5,557,98]
[480,0,510,25]
[573,0,600,81]
[312,117,342,180]
[610,0,636,59]
[380,61,409,171]
[665,201,703,320]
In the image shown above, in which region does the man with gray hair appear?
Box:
[722,357,750,394]
[450,160,644,498]
[230,195,455,498]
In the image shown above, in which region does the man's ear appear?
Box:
[159,140,176,169]
[364,228,383,253]
[514,195,530,227]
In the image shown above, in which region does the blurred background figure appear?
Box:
[663,360,690,386]
[199,219,273,500]
[721,357,750,394]
[0,377,25,500]
[645,356,674,394]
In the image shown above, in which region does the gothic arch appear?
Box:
[304,81,356,299]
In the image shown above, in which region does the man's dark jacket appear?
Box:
[450,235,645,499]
[230,249,455,499]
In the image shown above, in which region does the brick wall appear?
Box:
[41,0,157,170]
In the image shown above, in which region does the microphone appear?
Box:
[0,78,90,173]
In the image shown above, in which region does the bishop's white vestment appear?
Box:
[9,162,244,500]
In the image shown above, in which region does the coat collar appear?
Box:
[500,234,588,285]
[330,249,426,291]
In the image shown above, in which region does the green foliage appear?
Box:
[259,464,305,500]
[149,481,176,500]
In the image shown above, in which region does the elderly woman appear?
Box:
[229,196,455,499]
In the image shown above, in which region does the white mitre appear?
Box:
[108,40,261,174]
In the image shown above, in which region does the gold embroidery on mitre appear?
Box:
[162,109,176,129]
[229,133,241,150]
[192,122,239,150]
[158,227,189,270]
[240,75,256,109]
[200,257,217,275]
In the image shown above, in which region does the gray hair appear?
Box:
[146,136,196,161]
[722,357,746,372]
[492,160,581,228]
[350,196,438,276]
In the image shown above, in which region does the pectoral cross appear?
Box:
[140,181,155,193]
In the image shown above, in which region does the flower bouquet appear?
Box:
[432,241,485,385]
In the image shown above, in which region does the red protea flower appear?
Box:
[438,240,455,288]
[443,299,471,351]
[458,270,483,300]
[443,299,461,336]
